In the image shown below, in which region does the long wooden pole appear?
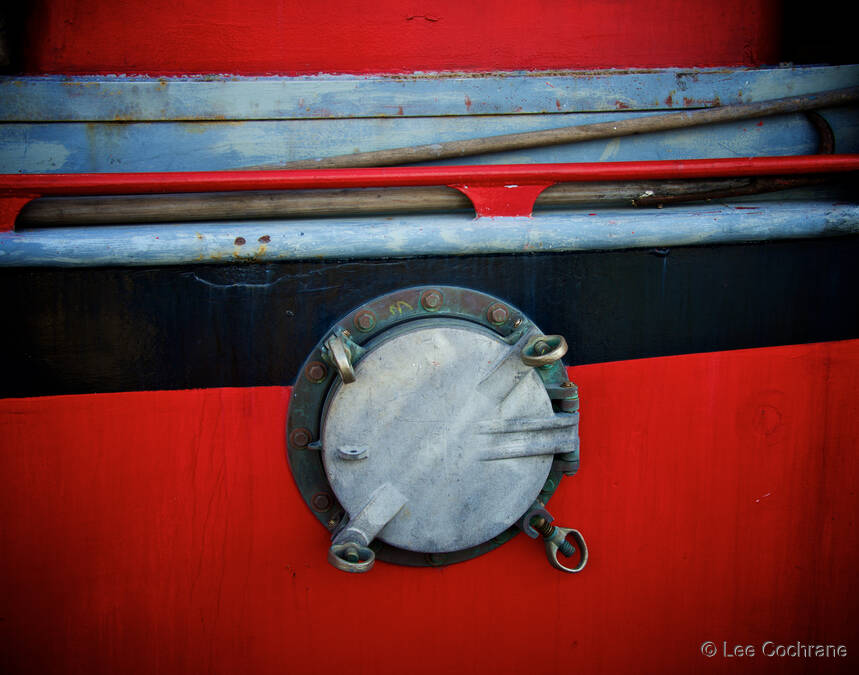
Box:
[278,86,859,169]
[18,181,753,226]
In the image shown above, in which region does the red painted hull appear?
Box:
[2,2,857,671]
[3,340,856,673]
[21,0,781,75]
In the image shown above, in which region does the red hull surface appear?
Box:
[2,339,856,673]
[21,0,780,75]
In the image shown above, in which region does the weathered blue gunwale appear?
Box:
[1,67,857,174]
[2,66,858,121]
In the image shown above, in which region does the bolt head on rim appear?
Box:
[487,303,509,325]
[305,361,328,382]
[289,427,312,448]
[311,492,333,511]
[421,290,443,310]
[354,310,376,332]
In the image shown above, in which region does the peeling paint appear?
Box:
[3,67,857,121]
[2,203,856,267]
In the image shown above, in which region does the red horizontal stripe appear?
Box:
[3,156,859,196]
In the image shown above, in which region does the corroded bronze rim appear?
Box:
[286,285,568,567]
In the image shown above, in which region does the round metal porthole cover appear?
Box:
[286,286,570,567]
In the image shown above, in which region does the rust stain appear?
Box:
[258,235,271,243]
[664,94,673,106]
[464,96,472,111]
[683,96,721,107]
[556,99,562,110]
[234,237,246,246]
[615,100,630,110]
[397,105,403,115]
[385,68,716,83]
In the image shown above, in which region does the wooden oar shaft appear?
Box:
[19,180,754,226]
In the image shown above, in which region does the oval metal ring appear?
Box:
[521,334,568,367]
[545,527,588,574]
[328,543,375,573]
[325,334,356,383]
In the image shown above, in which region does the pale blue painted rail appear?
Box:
[2,67,858,121]
[2,202,856,267]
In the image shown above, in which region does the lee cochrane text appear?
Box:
[700,641,847,658]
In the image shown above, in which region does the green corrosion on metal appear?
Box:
[286,285,570,568]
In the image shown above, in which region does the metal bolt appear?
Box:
[557,538,576,557]
[354,310,376,332]
[512,318,522,328]
[562,380,575,388]
[342,329,351,338]
[327,518,338,529]
[421,290,443,310]
[533,339,550,355]
[531,517,575,557]
[487,303,509,324]
[311,492,333,512]
[305,361,327,382]
[289,427,311,448]
[531,516,550,534]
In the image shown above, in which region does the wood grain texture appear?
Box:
[5,68,859,122]
[1,340,857,673]
[17,182,754,226]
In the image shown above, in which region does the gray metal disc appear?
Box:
[321,320,554,553]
